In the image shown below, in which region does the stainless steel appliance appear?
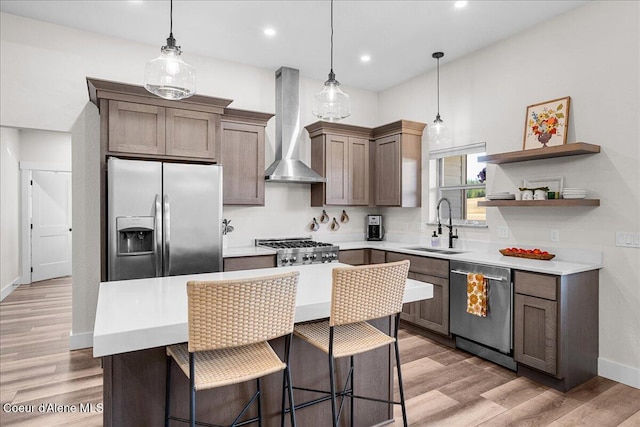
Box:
[255,237,339,267]
[264,67,326,183]
[449,261,516,370]
[107,157,223,281]
[366,215,384,241]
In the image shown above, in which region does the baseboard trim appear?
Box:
[69,331,93,350]
[599,357,640,389]
[1,277,21,302]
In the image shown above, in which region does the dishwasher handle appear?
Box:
[451,269,507,282]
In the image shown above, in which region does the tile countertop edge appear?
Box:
[335,241,602,275]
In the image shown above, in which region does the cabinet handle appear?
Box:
[451,269,506,282]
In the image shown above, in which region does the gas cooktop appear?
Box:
[255,237,339,266]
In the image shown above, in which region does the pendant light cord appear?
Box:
[330,0,334,74]
[436,56,440,116]
[169,0,174,38]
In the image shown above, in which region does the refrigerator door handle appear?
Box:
[154,194,162,277]
[163,194,171,276]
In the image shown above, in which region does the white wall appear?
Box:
[0,127,21,300]
[378,1,640,386]
[19,129,71,165]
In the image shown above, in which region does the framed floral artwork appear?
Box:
[523,96,570,150]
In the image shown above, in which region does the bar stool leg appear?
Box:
[282,334,296,427]
[328,327,338,427]
[393,315,408,427]
[286,365,296,427]
[257,378,263,427]
[189,352,196,427]
[350,355,354,427]
[165,355,172,427]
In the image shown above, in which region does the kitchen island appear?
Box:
[94,262,433,427]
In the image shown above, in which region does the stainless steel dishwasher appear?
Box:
[450,261,516,370]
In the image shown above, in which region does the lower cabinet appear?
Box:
[513,269,599,391]
[386,252,449,336]
[223,255,276,272]
[338,249,369,265]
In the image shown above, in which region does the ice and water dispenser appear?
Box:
[116,217,154,256]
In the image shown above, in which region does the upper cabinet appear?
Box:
[306,120,425,207]
[220,108,274,206]
[307,122,372,207]
[372,120,425,207]
[88,78,232,162]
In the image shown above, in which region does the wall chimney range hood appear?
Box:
[264,67,326,183]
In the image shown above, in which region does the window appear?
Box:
[429,143,486,225]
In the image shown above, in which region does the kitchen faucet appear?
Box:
[436,197,459,249]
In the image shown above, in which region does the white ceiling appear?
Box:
[0,0,587,91]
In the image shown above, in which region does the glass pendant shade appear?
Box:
[144,39,195,100]
[313,72,351,121]
[428,115,450,144]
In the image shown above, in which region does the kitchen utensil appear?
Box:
[534,189,547,200]
[340,210,349,223]
[310,218,319,231]
[320,210,329,223]
[521,190,533,200]
[487,193,516,200]
[330,217,340,231]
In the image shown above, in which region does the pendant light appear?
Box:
[312,0,351,121]
[144,0,196,100]
[428,51,450,144]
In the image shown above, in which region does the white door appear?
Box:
[31,170,72,282]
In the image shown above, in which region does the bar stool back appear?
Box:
[293,260,410,427]
[165,271,299,427]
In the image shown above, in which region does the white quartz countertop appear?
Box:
[223,246,276,258]
[93,262,433,357]
[336,241,601,275]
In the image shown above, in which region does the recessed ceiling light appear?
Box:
[264,28,276,37]
[454,1,468,8]
[360,55,371,63]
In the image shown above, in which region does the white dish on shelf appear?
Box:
[562,194,587,199]
[487,194,516,200]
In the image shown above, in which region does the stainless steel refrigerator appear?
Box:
[107,157,223,281]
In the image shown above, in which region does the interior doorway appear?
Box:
[20,163,72,284]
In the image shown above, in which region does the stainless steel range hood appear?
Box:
[265,67,326,183]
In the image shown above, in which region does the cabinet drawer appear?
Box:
[369,250,386,265]
[223,255,276,272]
[339,249,367,265]
[386,252,449,278]
[514,271,558,300]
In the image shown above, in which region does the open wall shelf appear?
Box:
[479,199,600,207]
[478,142,600,164]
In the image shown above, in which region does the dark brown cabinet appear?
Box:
[371,121,425,207]
[223,255,277,272]
[108,101,166,155]
[108,102,221,161]
[307,122,372,206]
[513,269,599,391]
[220,109,273,205]
[386,252,449,336]
[88,78,232,163]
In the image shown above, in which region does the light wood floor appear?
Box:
[1,277,639,426]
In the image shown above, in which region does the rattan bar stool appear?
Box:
[165,271,299,427]
[293,260,411,427]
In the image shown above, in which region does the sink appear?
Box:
[403,247,466,255]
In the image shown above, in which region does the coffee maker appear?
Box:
[366,215,384,241]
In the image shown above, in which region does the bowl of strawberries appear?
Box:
[499,247,555,260]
